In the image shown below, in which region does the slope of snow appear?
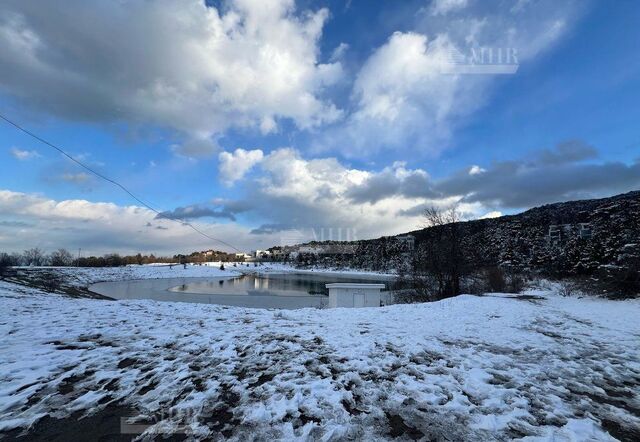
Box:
[31,264,240,287]
[0,279,638,440]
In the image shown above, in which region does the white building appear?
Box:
[325,283,385,308]
[253,250,272,259]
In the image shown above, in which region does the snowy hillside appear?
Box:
[336,191,640,280]
[1,280,638,440]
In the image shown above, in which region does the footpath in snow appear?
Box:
[0,272,639,440]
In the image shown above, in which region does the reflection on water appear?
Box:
[170,273,389,297]
[90,273,397,309]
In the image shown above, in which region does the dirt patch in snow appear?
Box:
[2,404,140,441]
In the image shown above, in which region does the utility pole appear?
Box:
[77,248,81,267]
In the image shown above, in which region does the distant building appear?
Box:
[253,250,272,259]
[578,223,592,239]
[548,223,593,245]
[396,235,415,251]
[548,224,568,245]
[269,249,286,259]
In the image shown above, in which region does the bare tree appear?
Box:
[49,248,74,266]
[10,252,23,266]
[22,248,46,266]
[421,206,461,230]
[403,205,467,301]
[0,252,14,278]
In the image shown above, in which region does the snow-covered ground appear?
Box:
[15,264,240,288]
[0,274,639,440]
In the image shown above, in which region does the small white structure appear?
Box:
[325,283,385,308]
[253,249,272,259]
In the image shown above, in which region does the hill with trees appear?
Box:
[297,191,640,297]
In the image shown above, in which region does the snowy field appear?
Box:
[0,270,639,440]
[12,263,241,288]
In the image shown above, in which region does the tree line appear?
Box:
[0,248,241,268]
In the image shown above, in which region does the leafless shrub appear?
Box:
[461,273,485,295]
[558,281,577,297]
[470,266,527,294]
[0,253,10,278]
[39,272,65,293]
[23,248,46,266]
[506,270,526,294]
[485,266,507,292]
[395,272,441,303]
[0,252,22,278]
[49,248,74,266]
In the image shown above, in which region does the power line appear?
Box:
[0,112,241,253]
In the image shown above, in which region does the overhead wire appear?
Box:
[0,112,241,253]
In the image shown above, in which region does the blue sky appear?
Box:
[1,0,639,255]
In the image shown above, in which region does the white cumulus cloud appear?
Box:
[315,0,585,157]
[0,0,343,156]
[216,148,485,241]
[218,148,265,186]
[321,31,480,157]
[0,189,279,254]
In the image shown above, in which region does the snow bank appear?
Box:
[38,264,241,287]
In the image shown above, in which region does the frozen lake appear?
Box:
[89,272,394,309]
